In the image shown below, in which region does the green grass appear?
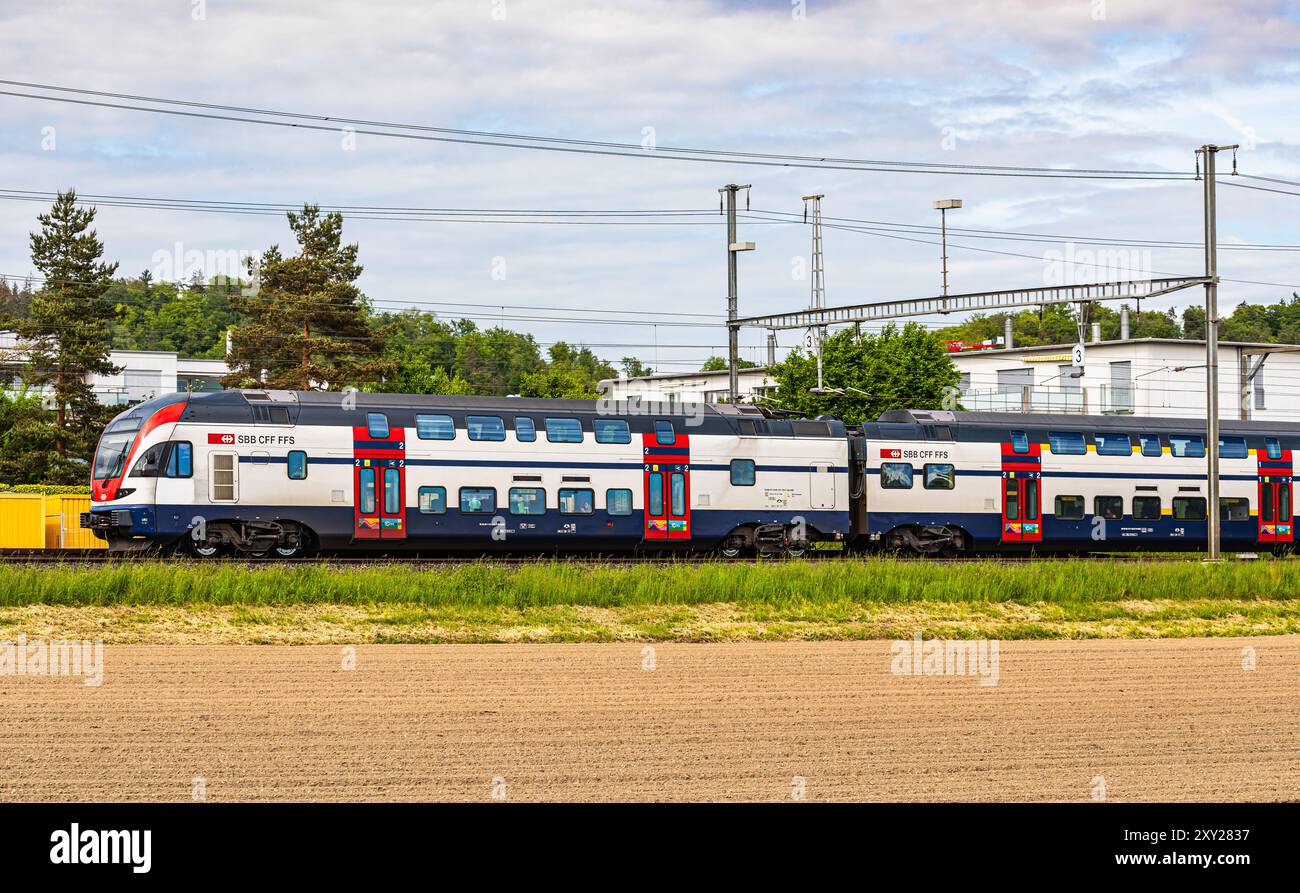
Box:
[3,558,1299,642]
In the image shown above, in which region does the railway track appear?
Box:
[0,548,1264,566]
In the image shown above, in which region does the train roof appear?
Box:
[877,409,1300,435]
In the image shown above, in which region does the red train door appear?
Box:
[1258,445,1293,543]
[642,427,690,541]
[353,424,407,541]
[1000,439,1042,543]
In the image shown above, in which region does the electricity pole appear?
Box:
[803,194,827,391]
[934,199,962,310]
[1197,143,1237,561]
[721,183,754,403]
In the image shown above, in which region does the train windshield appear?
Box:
[92,417,142,480]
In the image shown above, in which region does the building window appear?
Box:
[923,463,955,490]
[467,416,505,441]
[459,487,496,514]
[1255,367,1266,410]
[559,488,594,515]
[730,459,756,486]
[1132,495,1161,520]
[880,463,913,489]
[415,414,455,440]
[418,487,446,514]
[594,419,631,444]
[508,487,546,515]
[1048,431,1087,455]
[1094,495,1124,520]
[545,418,584,443]
[607,489,633,516]
[287,450,307,480]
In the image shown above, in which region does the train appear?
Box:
[81,388,1296,556]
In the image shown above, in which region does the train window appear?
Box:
[1054,495,1085,520]
[383,468,401,514]
[559,488,594,515]
[1094,495,1124,520]
[1220,497,1250,521]
[366,413,389,439]
[359,468,376,514]
[287,450,307,480]
[1265,437,1282,460]
[459,487,496,514]
[648,474,664,516]
[730,459,756,486]
[1172,496,1207,520]
[165,442,193,478]
[1139,434,1162,457]
[881,463,913,489]
[1004,479,1019,520]
[418,486,446,514]
[1218,436,1248,459]
[415,414,455,440]
[1095,433,1133,456]
[1281,483,1292,520]
[130,442,168,477]
[594,419,631,444]
[545,418,584,443]
[514,417,537,442]
[467,416,506,441]
[1010,431,1030,454]
[655,420,676,445]
[1048,431,1086,455]
[508,487,546,515]
[670,473,686,517]
[606,489,633,516]
[1132,495,1161,520]
[1169,435,1205,458]
[923,463,955,490]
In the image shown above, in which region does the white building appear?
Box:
[2,332,231,405]
[598,366,776,405]
[951,337,1300,421]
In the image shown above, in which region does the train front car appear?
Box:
[81,392,193,552]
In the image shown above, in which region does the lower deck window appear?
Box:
[1172,496,1207,520]
[1054,495,1085,520]
[1094,495,1124,520]
[606,488,633,516]
[559,488,594,515]
[1219,497,1250,521]
[418,486,446,514]
[460,487,496,513]
[1132,495,1161,520]
[509,487,546,515]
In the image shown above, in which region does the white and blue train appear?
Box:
[81,390,1296,556]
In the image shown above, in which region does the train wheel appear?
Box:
[273,544,302,559]
[785,545,807,558]
[187,538,223,558]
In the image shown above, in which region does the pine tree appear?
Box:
[225,204,394,390]
[11,189,120,457]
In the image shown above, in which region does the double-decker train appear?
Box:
[81,388,1296,556]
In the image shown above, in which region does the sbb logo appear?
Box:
[208,433,235,445]
[880,448,902,459]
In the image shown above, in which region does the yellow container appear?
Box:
[0,493,47,548]
[43,495,101,549]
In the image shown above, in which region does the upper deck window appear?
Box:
[1219,436,1248,459]
[1010,431,1029,454]
[1265,437,1282,460]
[545,418,584,443]
[1048,431,1086,455]
[467,416,505,441]
[415,414,455,440]
[514,417,537,442]
[1095,433,1133,456]
[1169,434,1205,458]
[366,413,389,439]
[594,419,631,444]
[655,420,676,445]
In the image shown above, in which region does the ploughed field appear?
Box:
[1,639,1296,802]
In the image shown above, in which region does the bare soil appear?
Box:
[1,638,1297,802]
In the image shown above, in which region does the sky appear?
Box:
[1,0,1299,372]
